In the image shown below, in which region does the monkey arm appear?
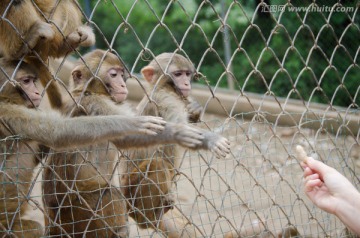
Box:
[0,104,165,150]
[112,122,204,149]
[66,94,133,116]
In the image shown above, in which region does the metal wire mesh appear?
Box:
[0,0,359,237]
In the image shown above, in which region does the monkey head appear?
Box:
[0,59,41,108]
[71,50,129,103]
[141,53,195,98]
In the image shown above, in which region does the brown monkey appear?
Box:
[0,0,94,60]
[0,58,166,237]
[0,0,55,59]
[33,0,95,58]
[42,49,206,238]
[123,52,230,236]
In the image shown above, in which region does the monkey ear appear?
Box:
[71,66,84,85]
[141,66,155,83]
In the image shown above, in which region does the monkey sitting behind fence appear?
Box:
[121,52,230,237]
[0,0,94,60]
[42,49,208,238]
[0,57,167,237]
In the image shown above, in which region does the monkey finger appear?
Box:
[190,128,205,136]
[213,147,227,158]
[145,123,165,132]
[186,130,205,140]
[140,129,159,136]
[217,141,231,154]
[147,116,167,125]
[181,138,203,148]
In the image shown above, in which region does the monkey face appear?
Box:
[170,69,192,97]
[105,67,128,103]
[141,53,195,98]
[18,75,41,108]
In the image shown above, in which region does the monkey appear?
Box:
[0,57,167,237]
[33,0,95,58]
[42,49,208,238]
[122,52,231,237]
[0,0,95,60]
[0,0,55,60]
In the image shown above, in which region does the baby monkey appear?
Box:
[123,52,231,237]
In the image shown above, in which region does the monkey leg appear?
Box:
[0,219,43,238]
[0,179,43,237]
[124,158,175,229]
[46,187,128,238]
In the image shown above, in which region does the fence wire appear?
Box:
[0,0,359,237]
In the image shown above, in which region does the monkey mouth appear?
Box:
[112,92,128,102]
[180,89,190,96]
[31,98,41,106]
[113,92,128,95]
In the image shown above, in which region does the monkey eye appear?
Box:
[108,68,118,78]
[20,77,33,85]
[173,72,182,77]
[186,71,192,77]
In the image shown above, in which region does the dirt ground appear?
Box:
[128,113,360,237]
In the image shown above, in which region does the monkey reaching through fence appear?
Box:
[0,57,168,237]
[0,0,94,60]
[42,49,208,237]
[123,52,231,237]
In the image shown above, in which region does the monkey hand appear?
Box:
[187,100,203,123]
[33,22,55,46]
[66,25,95,48]
[204,132,231,158]
[173,124,205,148]
[133,116,166,135]
[18,21,55,58]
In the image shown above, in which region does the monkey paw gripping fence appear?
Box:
[0,0,359,237]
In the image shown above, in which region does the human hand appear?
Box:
[296,145,358,215]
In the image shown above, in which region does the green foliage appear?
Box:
[81,0,359,108]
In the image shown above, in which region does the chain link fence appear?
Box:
[0,0,359,237]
